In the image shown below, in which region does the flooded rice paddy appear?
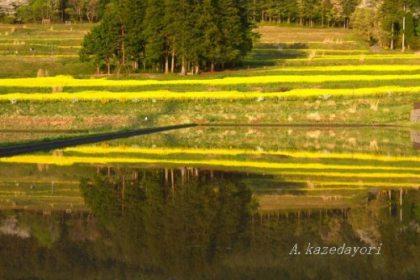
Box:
[0,126,419,279]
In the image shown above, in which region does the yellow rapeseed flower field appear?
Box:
[267,65,420,72]
[291,54,420,61]
[2,86,420,101]
[1,74,420,88]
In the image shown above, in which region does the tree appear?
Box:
[143,0,166,72]
[68,0,85,21]
[80,0,253,74]
[198,0,220,72]
[86,0,99,22]
[123,0,147,71]
[218,0,252,69]
[80,11,121,74]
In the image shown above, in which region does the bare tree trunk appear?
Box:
[181,56,186,76]
[107,62,110,75]
[195,64,199,75]
[170,169,174,190]
[171,49,175,73]
[165,54,169,74]
[402,9,406,52]
[121,27,126,66]
[391,23,394,50]
[253,0,256,21]
[211,60,215,72]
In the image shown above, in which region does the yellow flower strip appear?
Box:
[0,180,78,184]
[0,43,81,48]
[267,65,420,72]
[64,146,420,162]
[293,188,365,191]
[0,38,82,41]
[2,86,420,101]
[0,189,80,194]
[255,48,371,53]
[1,74,420,88]
[2,155,420,173]
[290,55,420,61]
[0,90,266,100]
[0,195,83,199]
[0,54,78,58]
[277,41,357,43]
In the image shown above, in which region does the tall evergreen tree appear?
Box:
[80,0,253,74]
[143,0,165,71]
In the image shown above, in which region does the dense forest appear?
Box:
[79,0,253,75]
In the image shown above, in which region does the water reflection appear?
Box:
[0,167,418,279]
[0,127,420,279]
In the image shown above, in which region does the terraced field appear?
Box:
[1,24,420,212]
[1,25,420,131]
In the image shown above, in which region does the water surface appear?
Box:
[0,127,419,279]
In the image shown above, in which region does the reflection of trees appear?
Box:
[0,167,420,279]
[376,189,420,280]
[79,169,254,279]
[347,193,384,247]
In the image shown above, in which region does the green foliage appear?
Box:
[15,5,35,22]
[80,0,253,74]
[79,11,122,74]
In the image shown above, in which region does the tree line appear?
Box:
[79,0,253,75]
[0,0,110,23]
[250,0,420,50]
[248,0,359,28]
[352,0,420,50]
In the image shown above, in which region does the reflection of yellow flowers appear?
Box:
[286,180,419,188]
[277,171,420,178]
[3,155,420,173]
[2,74,420,88]
[65,146,420,162]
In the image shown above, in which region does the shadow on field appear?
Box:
[0,124,196,158]
[244,43,308,68]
